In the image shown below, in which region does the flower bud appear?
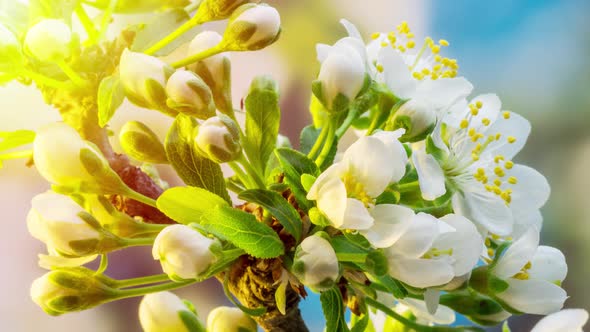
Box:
[390,99,437,142]
[30,267,115,315]
[165,70,215,119]
[315,45,365,112]
[0,23,22,71]
[27,191,118,257]
[24,19,72,62]
[119,49,174,113]
[153,225,221,281]
[139,291,204,332]
[197,0,251,21]
[33,122,127,194]
[119,121,168,164]
[194,115,241,163]
[223,4,281,51]
[292,235,339,291]
[207,306,257,332]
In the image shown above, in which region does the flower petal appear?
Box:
[451,190,513,236]
[437,214,483,276]
[389,212,439,258]
[412,142,446,200]
[493,227,540,279]
[506,164,550,212]
[531,308,589,332]
[340,198,374,230]
[528,246,567,284]
[362,204,415,248]
[372,130,408,183]
[378,46,417,99]
[315,175,348,228]
[512,209,542,239]
[340,19,363,41]
[400,298,455,325]
[483,111,531,160]
[496,278,566,315]
[342,136,394,196]
[388,255,454,288]
[413,77,473,109]
[424,288,441,315]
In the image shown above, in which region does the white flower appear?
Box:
[139,291,199,332]
[207,306,257,332]
[225,4,281,50]
[119,49,172,110]
[152,225,220,280]
[385,213,482,288]
[165,70,215,119]
[390,98,437,142]
[194,115,241,163]
[413,94,550,236]
[27,191,102,257]
[490,228,567,315]
[531,308,588,332]
[306,131,410,247]
[292,235,339,291]
[24,19,72,62]
[188,31,229,90]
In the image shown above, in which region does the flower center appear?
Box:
[342,173,373,206]
[422,247,453,259]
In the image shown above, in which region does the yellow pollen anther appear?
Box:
[431,45,441,54]
[508,176,518,184]
[434,55,442,62]
[487,248,494,257]
[485,238,491,247]
[460,119,469,129]
[381,41,388,47]
[513,272,529,280]
[472,154,480,161]
[412,72,424,80]
[494,179,502,186]
[470,107,479,116]
[507,136,516,144]
[493,186,502,195]
[505,161,514,169]
[439,39,449,46]
[398,45,406,52]
[494,167,505,177]
[406,40,416,49]
[503,111,511,119]
[494,155,505,163]
[482,118,491,126]
[371,32,381,40]
[477,168,485,175]
[495,133,502,140]
[376,64,384,73]
[468,128,476,137]
[476,101,483,108]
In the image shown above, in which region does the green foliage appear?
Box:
[243,76,281,176]
[238,189,303,242]
[165,114,230,202]
[178,310,206,332]
[200,205,284,259]
[0,129,35,151]
[97,75,124,128]
[156,186,229,225]
[275,148,319,211]
[299,125,319,155]
[320,288,350,332]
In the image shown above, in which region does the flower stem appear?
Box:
[124,189,158,208]
[228,161,255,189]
[0,150,32,160]
[335,106,359,138]
[122,237,155,247]
[144,19,200,55]
[98,0,118,41]
[96,254,108,274]
[56,60,87,87]
[115,273,171,289]
[113,280,195,300]
[20,69,73,90]
[237,154,266,189]
[171,44,223,68]
[75,3,99,44]
[315,122,336,167]
[307,124,329,160]
[396,181,421,193]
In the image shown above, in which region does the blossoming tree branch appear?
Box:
[0,0,587,331]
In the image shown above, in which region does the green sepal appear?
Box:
[425,134,446,161]
[157,186,229,225]
[144,78,175,116]
[311,80,325,107]
[178,310,206,332]
[308,207,332,227]
[365,250,389,277]
[489,275,510,293]
[275,279,288,315]
[300,174,317,193]
[365,274,407,300]
[97,75,125,128]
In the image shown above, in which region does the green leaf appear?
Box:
[320,288,350,332]
[97,75,125,127]
[244,76,280,177]
[0,130,35,151]
[275,148,318,212]
[200,205,284,259]
[275,280,288,315]
[299,125,319,155]
[350,314,370,332]
[308,207,332,227]
[502,321,512,332]
[238,189,303,242]
[131,9,199,56]
[331,236,369,264]
[165,114,230,203]
[366,274,407,300]
[157,186,229,225]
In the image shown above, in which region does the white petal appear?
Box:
[528,246,567,283]
[38,253,98,270]
[424,288,440,315]
[340,19,363,41]
[389,212,438,258]
[512,209,543,239]
[452,190,513,236]
[506,164,550,211]
[378,47,417,99]
[388,256,454,288]
[400,298,455,325]
[413,77,473,109]
[307,164,343,200]
[496,279,566,315]
[316,43,331,62]
[340,198,374,230]
[342,136,394,196]
[362,204,415,248]
[437,214,483,276]
[493,227,540,279]
[483,111,531,160]
[531,309,589,332]
[372,130,408,183]
[412,143,446,200]
[315,176,348,228]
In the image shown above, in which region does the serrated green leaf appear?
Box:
[244,76,280,177]
[275,148,318,212]
[97,75,125,127]
[157,186,229,225]
[238,189,302,242]
[0,129,35,152]
[320,288,350,332]
[165,114,230,203]
[200,205,284,259]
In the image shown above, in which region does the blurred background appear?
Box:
[0,0,588,331]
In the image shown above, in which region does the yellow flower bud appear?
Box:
[119,121,168,164]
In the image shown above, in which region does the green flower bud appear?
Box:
[194,115,241,163]
[24,19,72,62]
[0,23,22,72]
[223,4,281,51]
[119,121,168,164]
[207,306,257,332]
[197,0,251,22]
[292,235,339,291]
[119,49,175,114]
[390,99,437,142]
[139,292,204,332]
[166,70,215,119]
[30,267,116,316]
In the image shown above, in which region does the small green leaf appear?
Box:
[165,114,230,203]
[239,189,303,242]
[200,205,284,259]
[320,288,350,332]
[0,129,35,151]
[97,75,125,128]
[350,314,370,332]
[275,280,288,315]
[243,76,280,177]
[178,310,205,332]
[275,148,318,212]
[131,9,198,56]
[366,274,407,300]
[300,174,316,193]
[299,125,319,155]
[331,236,369,263]
[308,207,332,227]
[425,135,445,161]
[157,186,229,225]
[502,321,512,332]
